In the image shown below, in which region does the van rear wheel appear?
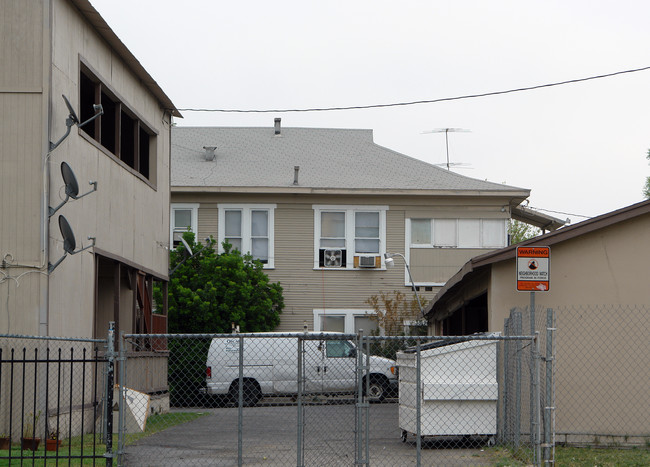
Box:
[230,380,262,407]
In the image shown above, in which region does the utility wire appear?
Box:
[527,206,591,220]
[174,65,650,114]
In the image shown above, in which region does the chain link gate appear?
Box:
[116,329,551,466]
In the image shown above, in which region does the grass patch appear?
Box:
[485,445,650,466]
[554,446,650,466]
[0,412,207,466]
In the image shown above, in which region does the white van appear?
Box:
[205,332,398,406]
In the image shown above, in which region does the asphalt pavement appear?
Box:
[123,402,498,466]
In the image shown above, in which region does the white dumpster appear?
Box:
[396,334,499,443]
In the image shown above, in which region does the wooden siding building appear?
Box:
[171,122,540,333]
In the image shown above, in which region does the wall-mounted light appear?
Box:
[384,252,426,319]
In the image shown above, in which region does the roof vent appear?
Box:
[203,146,217,161]
[293,166,300,185]
[274,118,281,136]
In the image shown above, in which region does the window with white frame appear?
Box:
[218,204,275,267]
[313,309,379,334]
[408,218,507,249]
[170,204,199,247]
[313,205,387,268]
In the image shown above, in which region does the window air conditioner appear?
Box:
[356,255,379,268]
[323,249,343,268]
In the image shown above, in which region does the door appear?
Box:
[302,339,325,393]
[322,340,357,393]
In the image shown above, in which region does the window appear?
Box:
[408,218,507,248]
[313,205,388,269]
[326,340,355,358]
[218,204,275,267]
[170,204,198,247]
[313,309,377,334]
[79,64,156,182]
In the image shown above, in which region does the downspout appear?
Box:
[40,0,54,336]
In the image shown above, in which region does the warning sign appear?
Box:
[516,246,550,292]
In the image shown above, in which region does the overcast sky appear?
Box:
[90,0,650,225]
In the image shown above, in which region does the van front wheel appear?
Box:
[363,376,388,402]
[229,379,262,407]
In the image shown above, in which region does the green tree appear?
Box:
[508,219,541,245]
[156,232,284,334]
[155,233,284,406]
[643,149,650,199]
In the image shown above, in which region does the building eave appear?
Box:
[69,0,182,118]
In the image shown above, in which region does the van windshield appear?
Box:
[325,340,355,358]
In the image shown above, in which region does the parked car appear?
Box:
[204,332,398,406]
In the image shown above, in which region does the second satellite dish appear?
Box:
[48,215,96,273]
[49,162,97,217]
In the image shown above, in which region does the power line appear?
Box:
[174,65,650,114]
[527,206,591,219]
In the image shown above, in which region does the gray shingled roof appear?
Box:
[172,126,528,194]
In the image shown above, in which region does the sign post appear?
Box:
[516,245,549,455]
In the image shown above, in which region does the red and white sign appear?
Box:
[516,246,550,292]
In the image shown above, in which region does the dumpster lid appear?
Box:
[401,332,499,353]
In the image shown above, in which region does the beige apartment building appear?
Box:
[170,122,556,333]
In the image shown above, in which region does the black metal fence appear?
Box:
[0,333,110,465]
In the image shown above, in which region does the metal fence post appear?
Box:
[544,308,556,464]
[530,293,536,447]
[355,330,366,466]
[503,317,511,444]
[104,322,115,467]
[238,335,244,467]
[514,311,522,449]
[416,339,422,467]
[117,331,126,466]
[296,335,304,467]
[534,332,542,465]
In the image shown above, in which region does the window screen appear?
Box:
[458,219,480,248]
[321,212,346,248]
[482,219,505,247]
[355,212,380,253]
[434,219,457,247]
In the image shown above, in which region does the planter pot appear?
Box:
[45,439,62,451]
[0,437,10,450]
[21,437,41,451]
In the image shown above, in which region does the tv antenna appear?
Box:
[421,128,471,170]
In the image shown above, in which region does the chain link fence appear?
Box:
[553,304,649,448]
[117,330,544,466]
[0,333,110,464]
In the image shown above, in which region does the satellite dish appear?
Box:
[62,94,79,125]
[48,215,96,273]
[61,161,80,198]
[48,162,97,217]
[59,215,76,253]
[50,95,103,150]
